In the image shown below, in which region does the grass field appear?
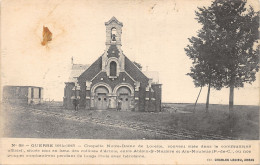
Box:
[1,102,259,139]
[163,103,259,139]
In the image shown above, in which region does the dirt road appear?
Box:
[2,105,233,140]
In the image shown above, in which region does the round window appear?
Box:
[98,98,101,101]
[104,98,107,101]
[126,98,128,101]
[120,98,123,101]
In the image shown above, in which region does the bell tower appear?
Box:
[105,16,123,46]
[102,17,125,77]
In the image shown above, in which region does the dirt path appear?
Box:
[9,105,234,140]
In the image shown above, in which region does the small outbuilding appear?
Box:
[2,85,44,105]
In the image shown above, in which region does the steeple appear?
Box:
[102,17,125,75]
[105,17,123,46]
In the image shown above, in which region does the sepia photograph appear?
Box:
[1,0,259,140]
[0,0,259,164]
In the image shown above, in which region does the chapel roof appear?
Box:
[124,56,149,85]
[78,57,103,82]
[68,64,90,83]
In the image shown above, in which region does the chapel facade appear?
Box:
[63,17,162,111]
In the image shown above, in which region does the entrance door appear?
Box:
[96,93,108,110]
[119,94,130,111]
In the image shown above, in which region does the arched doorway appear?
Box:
[116,86,131,111]
[94,86,109,110]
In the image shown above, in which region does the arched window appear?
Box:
[110,61,117,76]
[111,28,117,41]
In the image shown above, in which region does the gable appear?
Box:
[78,57,102,82]
[105,16,123,26]
[124,56,149,85]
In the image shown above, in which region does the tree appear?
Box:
[186,0,259,112]
[210,0,259,112]
[185,12,225,113]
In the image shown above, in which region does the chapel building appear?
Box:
[63,17,162,111]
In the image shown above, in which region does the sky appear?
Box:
[1,0,259,105]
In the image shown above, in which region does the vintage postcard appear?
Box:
[1,0,259,164]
